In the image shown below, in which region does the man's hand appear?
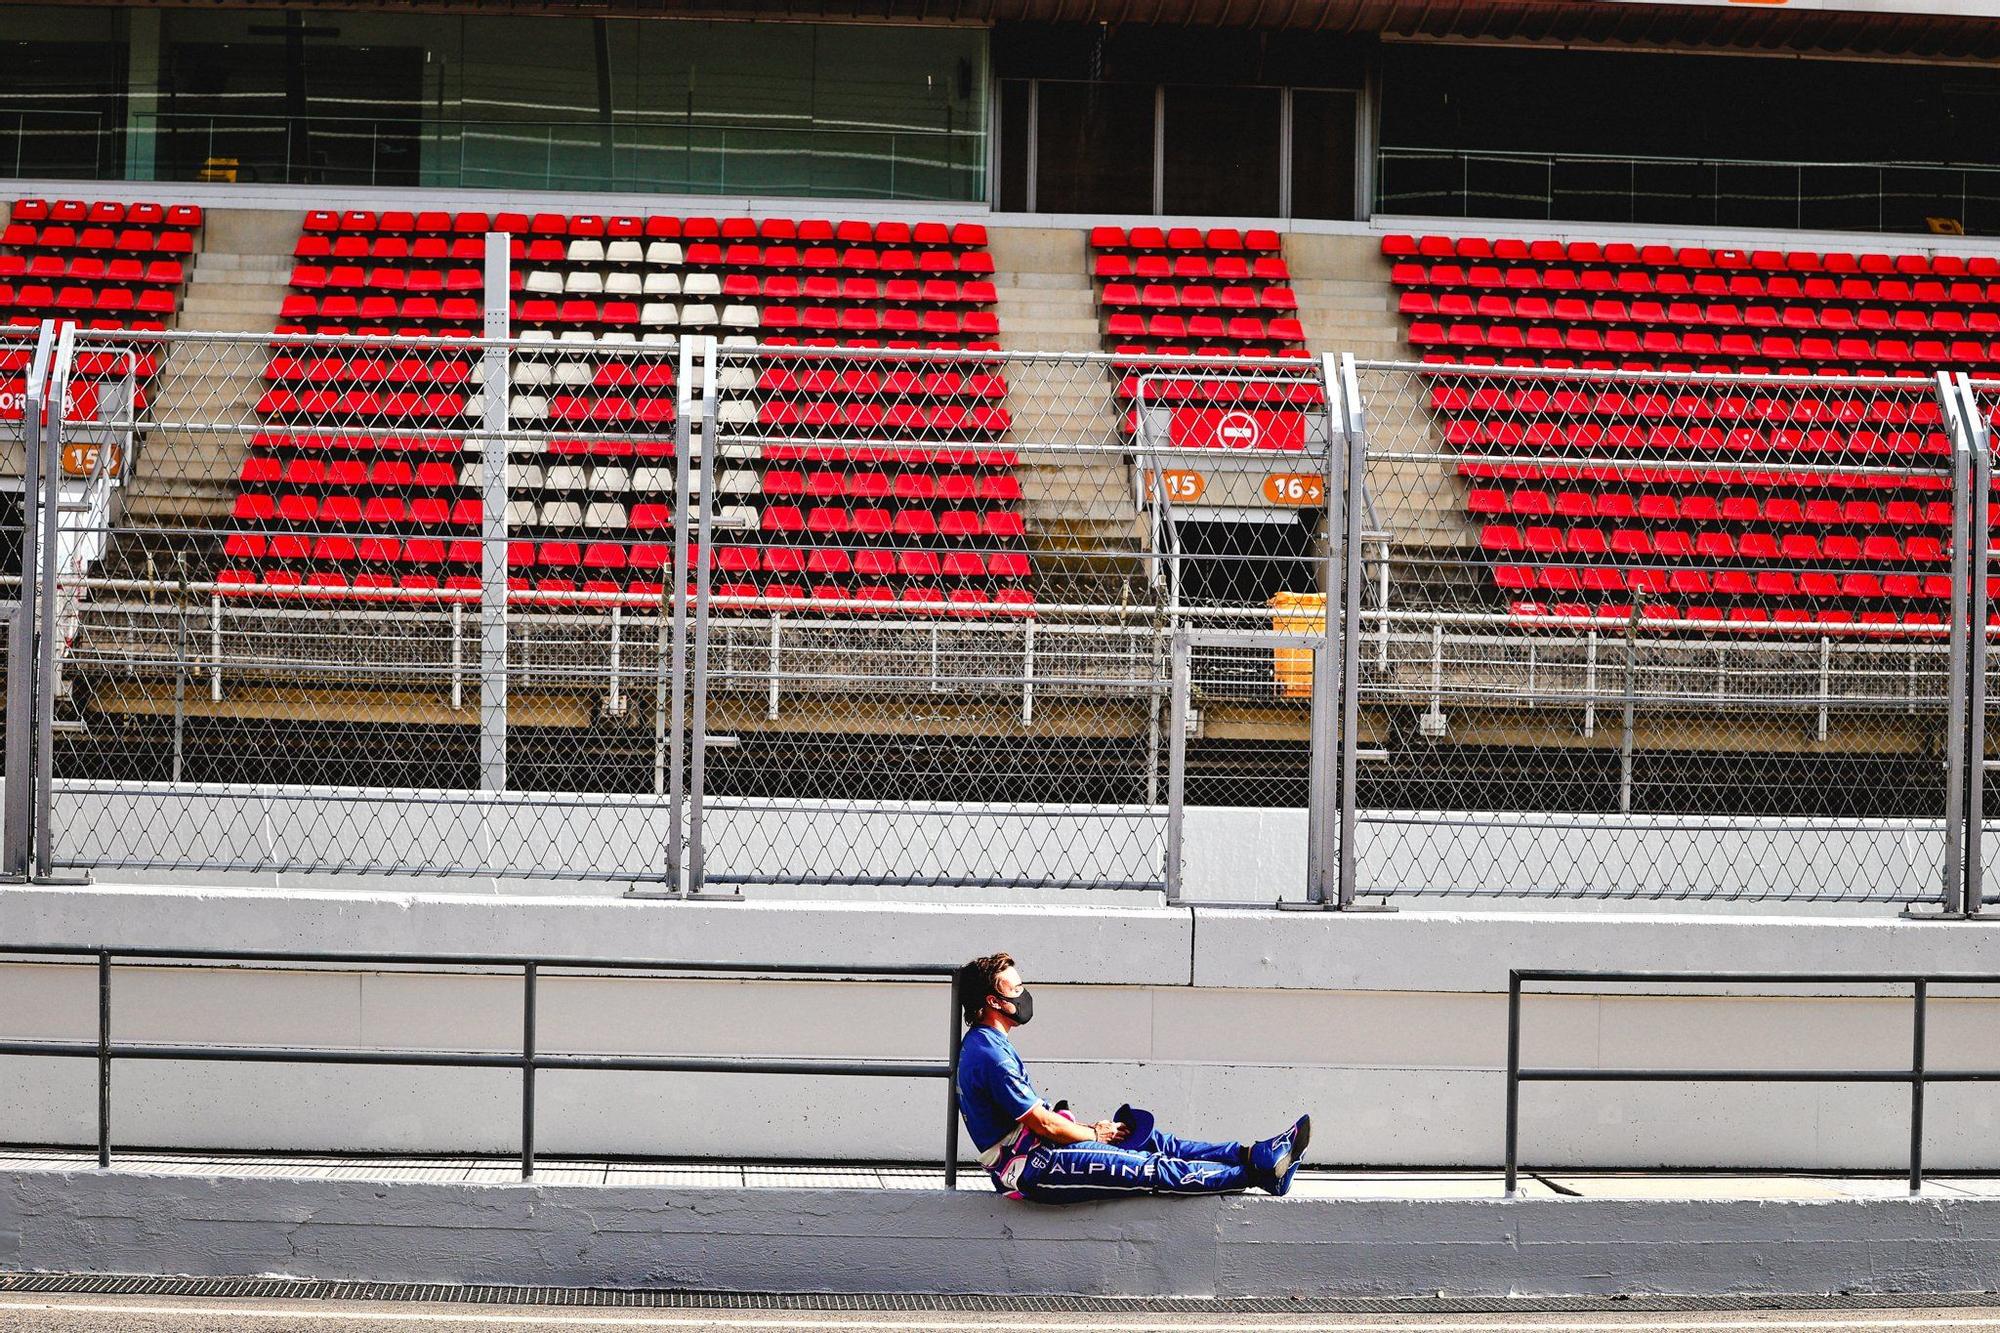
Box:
[1090,1119,1127,1144]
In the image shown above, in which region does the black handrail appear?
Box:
[0,944,962,1186]
[1505,968,2000,1197]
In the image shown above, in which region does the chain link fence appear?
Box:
[16,326,1350,894]
[3,310,1996,909]
[1351,360,1971,904]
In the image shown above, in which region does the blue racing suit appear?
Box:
[956,1024,1257,1202]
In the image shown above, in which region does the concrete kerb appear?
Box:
[9,1168,2000,1299]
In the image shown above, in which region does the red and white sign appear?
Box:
[1167,407,1309,453]
[0,378,101,422]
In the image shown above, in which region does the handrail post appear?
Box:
[1504,969,1521,1198]
[521,960,537,1180]
[4,321,54,879]
[944,968,961,1190]
[1336,354,1368,909]
[1959,373,1990,916]
[1164,629,1189,904]
[1942,374,1973,915]
[479,233,511,795]
[36,322,75,878]
[97,950,111,1168]
[1910,978,1927,1194]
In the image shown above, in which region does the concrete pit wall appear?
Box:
[6,884,2000,1171]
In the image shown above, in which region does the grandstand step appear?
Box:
[1017,446,1138,529]
[990,226,1100,354]
[1287,232,1394,284]
[993,310,1102,331]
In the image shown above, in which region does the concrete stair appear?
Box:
[989,227,1102,354]
[988,227,1146,596]
[1284,233,1409,364]
[1283,232,1468,554]
[129,209,299,525]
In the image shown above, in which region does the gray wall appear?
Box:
[5,882,2000,1169]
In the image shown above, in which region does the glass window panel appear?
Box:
[1288,89,1355,222]
[1035,81,1153,215]
[998,79,1031,210]
[7,8,988,200]
[0,6,125,178]
[1162,84,1278,217]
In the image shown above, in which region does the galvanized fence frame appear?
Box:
[7,322,1343,897]
[1345,354,1986,910]
[1,308,1996,911]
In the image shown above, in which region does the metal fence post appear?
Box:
[1335,354,1369,910]
[3,321,53,879]
[1303,353,1341,907]
[944,969,962,1190]
[1909,977,1927,1193]
[479,233,510,793]
[1942,371,1973,915]
[1503,968,1521,1197]
[1165,629,1189,904]
[686,336,719,896]
[663,336,696,895]
[521,960,537,1180]
[34,322,75,879]
[97,949,111,1168]
[1958,374,1990,917]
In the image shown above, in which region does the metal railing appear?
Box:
[1503,968,2000,1196]
[1377,146,2000,236]
[72,111,987,201]
[0,944,962,1185]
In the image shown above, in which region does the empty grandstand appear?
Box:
[0,0,1993,908]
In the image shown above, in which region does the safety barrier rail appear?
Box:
[1503,968,2000,1196]
[1377,146,2000,236]
[0,944,963,1185]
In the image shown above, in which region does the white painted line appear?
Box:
[0,1299,1995,1331]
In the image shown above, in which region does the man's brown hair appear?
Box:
[959,952,1014,1026]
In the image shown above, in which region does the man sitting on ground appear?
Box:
[954,951,1310,1202]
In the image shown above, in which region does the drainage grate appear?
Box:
[2,1274,1998,1314]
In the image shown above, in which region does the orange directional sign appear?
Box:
[1149,469,1206,503]
[1262,472,1325,505]
[61,440,123,478]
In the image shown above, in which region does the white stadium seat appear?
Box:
[584,500,627,529]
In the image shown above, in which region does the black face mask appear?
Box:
[995,987,1034,1025]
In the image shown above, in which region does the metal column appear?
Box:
[1165,630,1189,903]
[1958,373,1991,915]
[1334,354,1369,909]
[1304,353,1341,906]
[3,321,54,879]
[479,233,511,792]
[685,336,721,896]
[33,322,75,878]
[663,336,696,895]
[1942,371,1974,914]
